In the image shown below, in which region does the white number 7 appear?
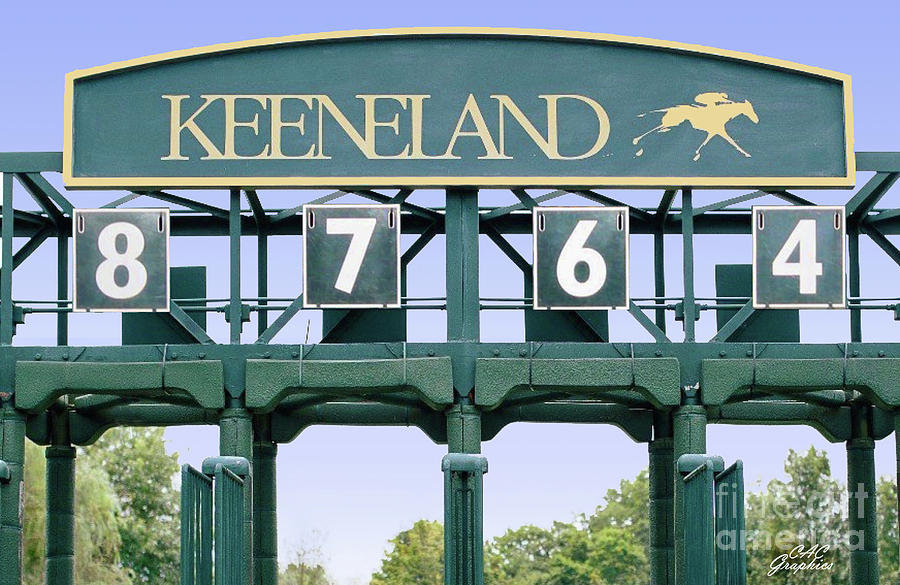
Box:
[772,219,823,294]
[326,217,377,294]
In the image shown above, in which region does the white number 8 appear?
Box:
[95,222,148,299]
[557,219,607,297]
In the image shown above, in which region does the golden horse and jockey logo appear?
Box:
[633,92,759,161]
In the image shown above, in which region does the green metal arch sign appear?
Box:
[64,28,853,189]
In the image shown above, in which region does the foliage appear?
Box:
[370,519,444,585]
[280,561,332,585]
[23,440,132,585]
[877,477,899,582]
[745,447,848,584]
[89,427,181,585]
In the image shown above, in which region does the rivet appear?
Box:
[852,350,859,357]
[291,351,299,358]
[263,352,271,359]
[493,349,500,357]
[428,350,435,357]
[198,353,206,360]
[170,353,178,360]
[879,351,886,357]
[655,350,662,357]
[719,351,727,357]
[62,354,69,361]
[519,349,527,357]
[34,354,41,360]
[746,350,753,357]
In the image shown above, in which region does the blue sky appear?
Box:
[2,2,899,584]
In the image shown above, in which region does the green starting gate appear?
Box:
[0,27,897,585]
[677,455,747,585]
[181,457,251,585]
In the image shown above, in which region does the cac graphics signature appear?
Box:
[768,544,833,576]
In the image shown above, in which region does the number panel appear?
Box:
[303,204,400,308]
[533,207,629,310]
[73,209,170,312]
[752,206,845,309]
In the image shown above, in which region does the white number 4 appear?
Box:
[772,219,823,294]
[327,217,377,294]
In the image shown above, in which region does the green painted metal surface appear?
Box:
[66,31,850,188]
[124,266,207,344]
[714,264,798,342]
[244,356,454,411]
[714,461,746,585]
[443,453,488,585]
[181,465,213,585]
[45,446,76,585]
[214,464,245,585]
[680,460,716,585]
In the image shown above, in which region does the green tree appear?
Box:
[745,447,848,585]
[88,427,181,585]
[23,440,132,585]
[484,524,557,585]
[584,469,650,564]
[370,519,444,585]
[877,476,899,582]
[280,561,331,585]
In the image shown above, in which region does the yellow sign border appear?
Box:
[63,27,855,189]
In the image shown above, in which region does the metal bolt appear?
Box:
[746,350,753,357]
[719,351,727,357]
[428,350,435,357]
[852,350,859,357]
[291,351,299,358]
[493,349,500,356]
[198,353,206,360]
[62,353,69,361]
[170,353,178,360]
[879,351,886,357]
[519,349,527,357]
[655,350,662,357]
[263,352,271,359]
[34,354,41,360]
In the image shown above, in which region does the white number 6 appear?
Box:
[557,219,607,297]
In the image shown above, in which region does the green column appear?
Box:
[45,445,75,585]
[0,403,26,585]
[445,404,483,585]
[220,407,254,585]
[252,440,277,585]
[673,404,707,585]
[847,406,878,585]
[649,413,674,585]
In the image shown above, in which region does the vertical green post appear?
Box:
[445,189,479,394]
[442,452,487,585]
[680,189,696,342]
[0,402,26,585]
[654,227,667,332]
[229,189,242,344]
[56,231,68,346]
[649,412,674,585]
[2,172,15,344]
[673,403,706,585]
[847,406,879,585]
[45,446,76,585]
[219,408,253,585]
[848,226,862,342]
[252,439,277,585]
